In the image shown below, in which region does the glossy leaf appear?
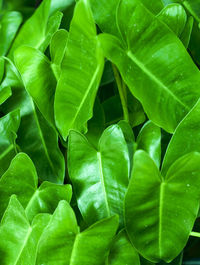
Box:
[0,57,4,83]
[162,99,200,175]
[0,109,20,176]
[0,153,72,220]
[108,229,141,265]
[136,120,161,168]
[0,86,12,105]
[0,195,51,265]
[37,200,118,265]
[1,60,65,183]
[99,0,200,133]
[54,0,104,140]
[50,0,74,15]
[86,98,105,148]
[14,46,57,125]
[0,11,22,56]
[180,16,193,48]
[125,150,200,262]
[68,125,129,227]
[50,29,68,78]
[118,120,135,174]
[88,0,163,39]
[8,0,61,58]
[157,4,187,36]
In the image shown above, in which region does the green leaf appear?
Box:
[50,29,68,73]
[25,181,72,223]
[54,0,104,140]
[50,0,74,15]
[0,109,20,177]
[1,59,65,183]
[36,200,78,264]
[180,16,193,48]
[0,153,72,221]
[108,229,141,265]
[136,121,161,168]
[118,120,135,174]
[0,11,22,56]
[162,99,200,175]
[68,125,129,227]
[0,195,51,265]
[86,98,105,148]
[0,57,4,83]
[157,4,187,36]
[88,0,163,39]
[125,150,200,262]
[98,0,200,133]
[8,0,61,58]
[37,200,118,265]
[0,86,12,105]
[14,46,57,125]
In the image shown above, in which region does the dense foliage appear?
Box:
[1,0,200,264]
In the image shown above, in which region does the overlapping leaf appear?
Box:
[0,109,20,176]
[0,153,72,221]
[98,0,200,133]
[68,124,129,227]
[125,150,200,262]
[54,0,104,140]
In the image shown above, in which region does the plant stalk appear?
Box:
[190,231,200,238]
[112,64,129,123]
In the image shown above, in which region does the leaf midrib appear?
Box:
[158,181,165,258]
[13,226,32,265]
[126,50,190,111]
[97,152,110,216]
[66,62,102,134]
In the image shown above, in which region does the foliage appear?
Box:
[1,0,200,264]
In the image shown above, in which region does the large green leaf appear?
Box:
[0,109,20,177]
[54,0,104,140]
[0,11,22,56]
[68,124,129,227]
[125,150,200,262]
[1,59,65,183]
[88,0,163,39]
[0,153,72,221]
[0,195,51,265]
[108,229,141,265]
[136,121,161,168]
[162,99,200,175]
[8,0,62,58]
[36,200,118,265]
[98,0,200,133]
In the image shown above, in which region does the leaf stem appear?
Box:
[112,64,129,122]
[190,231,200,238]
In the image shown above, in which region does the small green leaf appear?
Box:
[37,200,118,265]
[0,11,22,56]
[0,109,20,177]
[0,153,72,221]
[0,195,51,265]
[137,121,161,168]
[162,98,200,175]
[157,4,187,36]
[108,229,141,265]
